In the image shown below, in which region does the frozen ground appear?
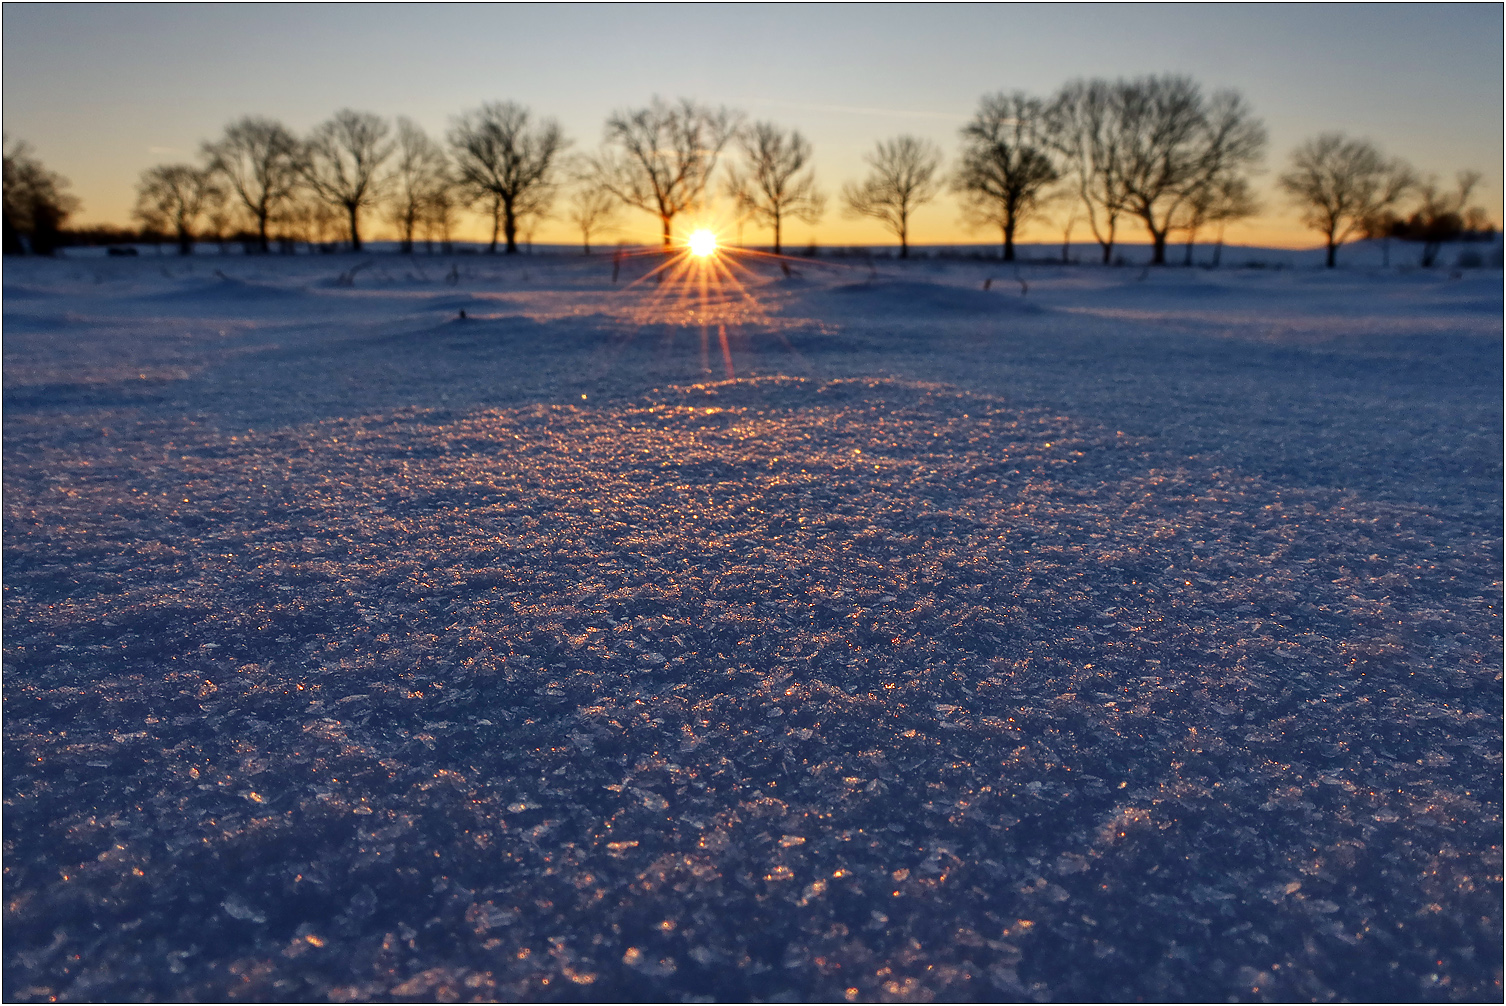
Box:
[2,250,1501,1002]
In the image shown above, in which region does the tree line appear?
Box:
[3,75,1496,267]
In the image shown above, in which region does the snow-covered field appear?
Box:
[3,251,1501,1001]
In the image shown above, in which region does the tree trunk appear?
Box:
[177,229,193,256]
[3,217,23,255]
[1183,228,1196,267]
[348,205,362,252]
[503,201,518,254]
[1100,240,1113,264]
[661,216,672,248]
[773,213,782,256]
[1326,240,1337,268]
[1003,219,1016,262]
[257,211,270,254]
[1150,229,1167,265]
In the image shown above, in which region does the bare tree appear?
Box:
[204,117,300,254]
[953,92,1058,261]
[1046,79,1129,264]
[842,135,942,259]
[132,164,221,255]
[589,97,741,248]
[1058,208,1077,264]
[1399,171,1483,267]
[1177,172,1258,267]
[278,191,341,253]
[203,202,235,255]
[566,183,619,254]
[419,184,458,254]
[448,102,567,254]
[297,109,394,252]
[386,118,451,254]
[203,117,300,254]
[1114,77,1266,265]
[2,137,80,255]
[726,122,825,254]
[1278,133,1414,268]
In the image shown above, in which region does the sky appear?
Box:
[3,2,1502,249]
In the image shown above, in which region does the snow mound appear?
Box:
[820,278,1042,314]
[141,274,309,302]
[422,293,517,314]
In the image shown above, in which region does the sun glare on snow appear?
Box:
[688,229,718,258]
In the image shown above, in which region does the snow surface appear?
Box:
[3,251,1501,1001]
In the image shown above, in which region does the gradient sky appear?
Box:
[4,3,1501,249]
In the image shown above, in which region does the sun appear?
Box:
[687,229,718,258]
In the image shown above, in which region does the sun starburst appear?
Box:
[610,222,835,379]
[688,229,718,258]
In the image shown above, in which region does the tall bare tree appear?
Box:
[566,183,619,254]
[589,97,740,247]
[726,122,825,254]
[3,137,80,255]
[132,164,221,255]
[204,116,300,254]
[449,102,567,254]
[1278,133,1414,268]
[1177,173,1258,267]
[1046,79,1129,264]
[298,109,394,252]
[419,185,459,254]
[278,191,341,253]
[1400,170,1483,267]
[1114,77,1266,265]
[953,92,1058,261]
[387,117,451,254]
[842,135,942,259]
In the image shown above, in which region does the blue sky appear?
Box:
[4,2,1500,246]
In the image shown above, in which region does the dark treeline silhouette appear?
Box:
[3,136,80,255]
[3,79,1496,264]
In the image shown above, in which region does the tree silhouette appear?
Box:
[1278,133,1414,268]
[842,136,942,259]
[298,109,394,252]
[1115,77,1266,265]
[1046,80,1129,264]
[2,137,79,255]
[387,118,451,255]
[566,183,619,254]
[1176,172,1258,267]
[1396,171,1484,267]
[203,116,300,254]
[726,122,825,254]
[1048,77,1263,265]
[590,97,740,248]
[132,164,222,255]
[449,102,567,254]
[278,190,342,253]
[419,184,459,254]
[954,92,1058,261]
